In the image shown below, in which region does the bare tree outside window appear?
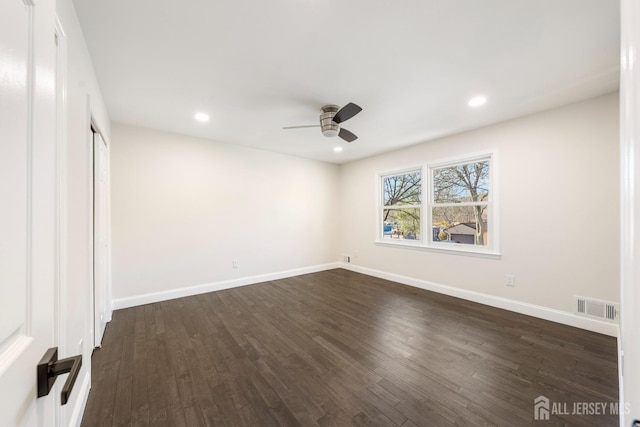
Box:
[382,171,421,240]
[432,160,490,245]
[378,155,495,253]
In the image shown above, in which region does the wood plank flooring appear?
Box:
[80,269,618,426]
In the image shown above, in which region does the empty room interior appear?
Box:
[3,0,640,426]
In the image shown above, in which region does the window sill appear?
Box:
[374,240,502,260]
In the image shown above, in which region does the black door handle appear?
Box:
[37,347,82,405]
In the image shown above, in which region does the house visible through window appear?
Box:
[378,153,497,255]
[431,158,490,246]
[381,169,422,241]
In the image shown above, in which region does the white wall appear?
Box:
[56,0,111,424]
[110,124,339,303]
[339,93,619,315]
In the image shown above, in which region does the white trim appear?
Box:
[67,371,90,427]
[54,17,69,427]
[376,151,499,257]
[340,263,618,337]
[86,102,94,353]
[25,1,34,337]
[54,14,68,364]
[377,166,423,242]
[426,149,498,170]
[378,164,425,179]
[112,263,340,310]
[430,200,490,208]
[620,0,640,422]
[427,152,497,253]
[105,134,113,324]
[374,240,502,259]
[92,130,110,347]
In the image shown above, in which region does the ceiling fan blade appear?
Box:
[333,103,362,124]
[282,125,321,130]
[338,128,358,143]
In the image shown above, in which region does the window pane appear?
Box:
[382,208,420,240]
[432,160,489,203]
[383,171,421,206]
[432,206,488,246]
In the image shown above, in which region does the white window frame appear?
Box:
[375,152,500,259]
[378,166,424,247]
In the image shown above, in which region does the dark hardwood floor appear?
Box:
[80,269,618,426]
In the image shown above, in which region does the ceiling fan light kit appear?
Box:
[320,105,340,138]
[284,102,362,143]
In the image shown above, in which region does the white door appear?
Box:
[93,130,110,347]
[0,0,58,425]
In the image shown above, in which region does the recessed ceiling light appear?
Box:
[333,146,343,153]
[194,112,210,122]
[468,96,487,108]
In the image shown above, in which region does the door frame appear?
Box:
[620,0,640,424]
[90,123,112,349]
[54,15,68,427]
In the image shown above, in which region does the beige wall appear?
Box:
[339,92,620,312]
[110,124,340,301]
[110,93,619,317]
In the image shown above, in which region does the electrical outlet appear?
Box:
[233,259,239,269]
[506,274,515,287]
[342,254,351,263]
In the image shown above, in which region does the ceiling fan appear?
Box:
[283,103,363,143]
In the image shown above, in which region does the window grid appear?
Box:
[378,154,496,255]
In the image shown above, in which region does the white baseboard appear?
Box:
[68,371,90,427]
[111,260,617,337]
[340,263,618,337]
[112,263,340,310]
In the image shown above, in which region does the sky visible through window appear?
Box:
[380,159,491,247]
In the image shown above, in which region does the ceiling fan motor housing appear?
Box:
[320,105,340,137]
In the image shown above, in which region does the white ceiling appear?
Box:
[73,0,619,164]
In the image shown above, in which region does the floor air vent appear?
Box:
[574,296,619,322]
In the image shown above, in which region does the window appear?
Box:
[431,158,490,247]
[381,169,422,242]
[377,154,497,256]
